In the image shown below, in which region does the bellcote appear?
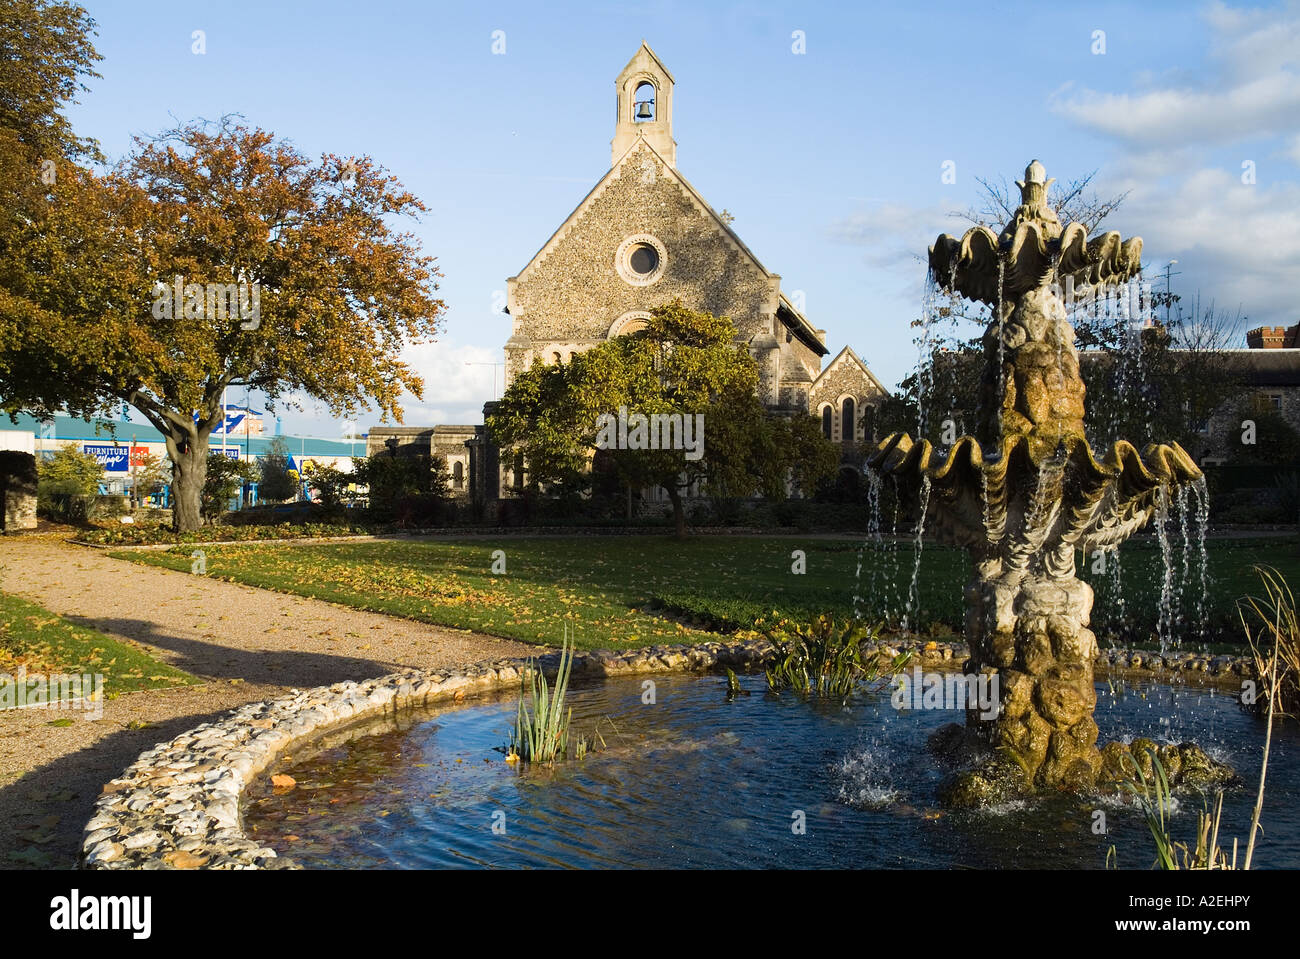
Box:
[611,41,676,169]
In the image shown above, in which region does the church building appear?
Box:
[462,43,888,500]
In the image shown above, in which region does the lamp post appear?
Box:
[1163,259,1181,327]
[465,361,505,400]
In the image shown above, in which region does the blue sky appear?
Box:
[72,0,1300,436]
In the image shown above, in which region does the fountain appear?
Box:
[869,160,1223,803]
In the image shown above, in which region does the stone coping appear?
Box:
[79,636,1255,870]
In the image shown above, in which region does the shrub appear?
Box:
[78,521,377,546]
[201,453,256,523]
[37,444,104,522]
[351,452,449,520]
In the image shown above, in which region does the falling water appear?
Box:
[904,475,932,635]
[995,257,1006,434]
[888,477,902,627]
[1172,483,1192,638]
[1107,547,1126,636]
[854,468,884,620]
[1154,484,1177,651]
[916,269,942,439]
[1191,476,1211,640]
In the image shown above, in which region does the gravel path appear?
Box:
[0,535,536,869]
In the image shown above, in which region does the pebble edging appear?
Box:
[80,636,1254,870]
[80,638,777,871]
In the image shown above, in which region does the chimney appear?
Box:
[1246,325,1298,349]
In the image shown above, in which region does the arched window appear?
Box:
[841,397,856,445]
[453,461,464,490]
[821,405,833,439]
[861,404,875,444]
[552,351,562,365]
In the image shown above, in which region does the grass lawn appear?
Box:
[110,534,1300,652]
[0,592,197,700]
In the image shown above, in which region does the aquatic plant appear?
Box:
[1114,567,1291,869]
[509,628,576,763]
[765,615,909,700]
[1115,747,1242,870]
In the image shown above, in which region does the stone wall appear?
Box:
[0,450,37,531]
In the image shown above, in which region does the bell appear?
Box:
[635,100,654,120]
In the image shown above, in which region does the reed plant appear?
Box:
[508,627,577,764]
[1116,748,1240,870]
[1240,565,1298,721]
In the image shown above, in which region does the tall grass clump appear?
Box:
[764,615,909,700]
[508,627,577,764]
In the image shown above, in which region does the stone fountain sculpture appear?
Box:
[870,161,1217,802]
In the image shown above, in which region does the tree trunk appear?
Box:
[665,486,686,539]
[169,432,210,532]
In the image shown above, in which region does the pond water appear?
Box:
[242,671,1300,869]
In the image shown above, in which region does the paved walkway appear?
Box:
[0,536,535,869]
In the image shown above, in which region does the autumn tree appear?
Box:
[0,1,102,405]
[0,117,446,529]
[488,301,840,537]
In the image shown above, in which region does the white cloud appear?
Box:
[1052,1,1300,147]
[1108,164,1300,326]
[386,339,501,426]
[830,201,956,270]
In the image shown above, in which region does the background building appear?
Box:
[444,43,889,503]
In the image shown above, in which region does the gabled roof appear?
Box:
[512,137,768,284]
[619,41,675,84]
[811,346,891,397]
[509,137,828,354]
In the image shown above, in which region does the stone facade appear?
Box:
[809,347,890,447]
[1198,347,1300,464]
[363,425,475,499]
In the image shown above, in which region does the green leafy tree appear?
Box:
[1,115,446,531]
[304,461,351,509]
[201,453,255,524]
[257,436,297,503]
[351,452,449,518]
[489,301,840,537]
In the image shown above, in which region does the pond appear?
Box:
[242,671,1300,869]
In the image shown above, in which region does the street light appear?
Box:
[1163,259,1181,327]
